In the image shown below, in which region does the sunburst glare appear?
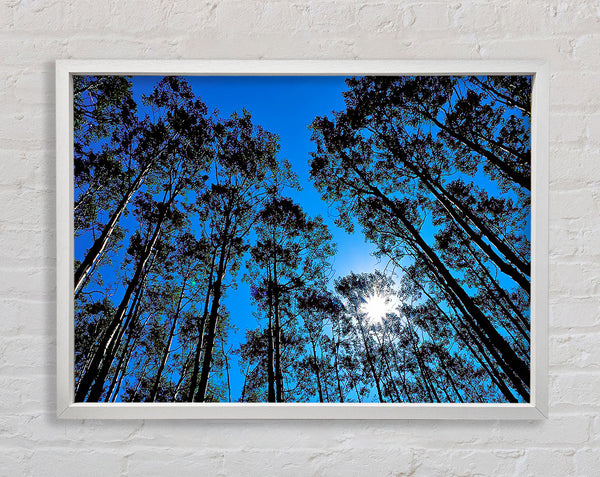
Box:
[361,293,396,324]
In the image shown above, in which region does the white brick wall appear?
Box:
[1,1,598,475]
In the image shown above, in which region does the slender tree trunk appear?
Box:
[77,194,174,402]
[333,333,344,402]
[310,338,324,402]
[458,318,518,402]
[470,76,530,116]
[381,349,403,402]
[266,274,276,402]
[416,105,530,190]
[240,363,252,402]
[422,255,530,401]
[174,353,193,401]
[74,161,153,294]
[356,317,385,402]
[187,253,216,402]
[421,175,530,291]
[465,242,530,335]
[354,383,362,403]
[150,280,186,402]
[105,282,145,401]
[424,172,530,277]
[272,242,283,402]
[389,343,413,403]
[383,137,530,286]
[397,261,518,403]
[372,330,402,402]
[428,341,465,403]
[196,215,231,402]
[219,331,232,402]
[354,172,530,395]
[473,130,529,163]
[407,324,439,403]
[109,317,150,402]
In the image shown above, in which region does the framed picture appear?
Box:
[56,60,548,419]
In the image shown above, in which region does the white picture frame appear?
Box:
[56,59,549,419]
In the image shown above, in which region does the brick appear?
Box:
[413,448,523,477]
[0,448,32,477]
[550,333,600,369]
[0,335,55,376]
[6,68,54,106]
[552,188,600,220]
[0,266,55,302]
[2,298,50,336]
[572,34,600,65]
[64,1,115,30]
[11,0,66,32]
[519,449,577,477]
[125,449,224,476]
[552,72,600,110]
[550,297,600,328]
[575,448,600,476]
[409,3,454,32]
[551,372,600,408]
[0,188,53,226]
[308,2,357,32]
[356,4,403,33]
[0,376,44,414]
[551,112,588,144]
[482,37,578,71]
[549,146,600,186]
[64,37,178,59]
[550,261,600,298]
[0,150,49,190]
[30,449,122,477]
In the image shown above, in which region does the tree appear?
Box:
[188,111,285,402]
[309,75,531,401]
[242,196,335,402]
[75,77,212,401]
[74,76,210,295]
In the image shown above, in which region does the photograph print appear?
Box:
[72,72,532,404]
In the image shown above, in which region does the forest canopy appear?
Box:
[73,74,531,404]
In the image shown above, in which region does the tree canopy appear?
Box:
[74,74,531,404]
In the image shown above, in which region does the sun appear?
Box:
[361,293,395,324]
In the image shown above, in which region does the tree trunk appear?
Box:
[109,317,149,402]
[417,106,530,190]
[350,168,530,396]
[74,161,153,294]
[187,253,215,402]
[310,339,324,402]
[383,136,530,285]
[421,174,530,291]
[272,243,283,402]
[76,194,174,402]
[195,215,231,402]
[398,262,518,403]
[219,331,232,402]
[105,282,145,401]
[469,76,530,116]
[421,253,530,401]
[389,344,413,403]
[465,242,530,335]
[150,280,186,402]
[266,274,276,402]
[356,316,385,403]
[332,327,344,402]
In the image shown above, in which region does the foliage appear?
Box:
[74,74,531,403]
